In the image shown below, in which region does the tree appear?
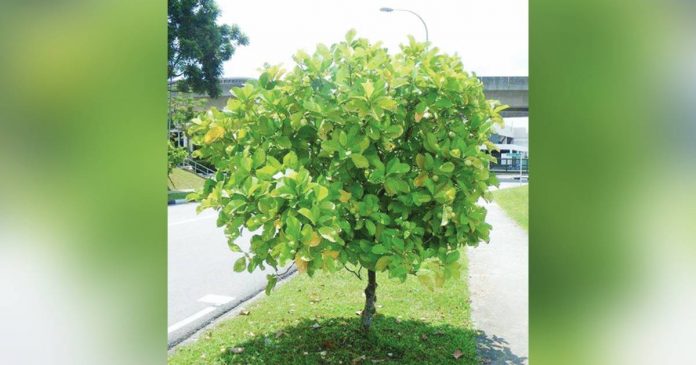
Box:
[167,94,206,183]
[168,0,249,97]
[186,30,505,331]
[168,141,188,188]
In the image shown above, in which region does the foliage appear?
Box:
[168,94,205,182]
[169,93,206,129]
[168,0,249,97]
[168,141,188,177]
[187,30,505,294]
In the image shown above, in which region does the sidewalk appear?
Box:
[467,200,529,364]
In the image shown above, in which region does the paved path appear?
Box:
[168,204,290,348]
[467,191,529,364]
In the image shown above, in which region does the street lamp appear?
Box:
[379,7,429,42]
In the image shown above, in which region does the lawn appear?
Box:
[169,252,478,364]
[168,167,205,191]
[491,185,528,229]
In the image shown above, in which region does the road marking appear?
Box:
[168,215,217,227]
[198,294,235,306]
[167,307,216,334]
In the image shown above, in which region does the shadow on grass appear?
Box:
[475,330,527,364]
[213,316,522,364]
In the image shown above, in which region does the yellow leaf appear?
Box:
[339,190,352,203]
[322,250,339,260]
[362,81,374,99]
[295,257,309,273]
[204,125,225,144]
[316,186,329,201]
[413,173,428,187]
[309,232,322,247]
[375,256,391,272]
[415,154,425,169]
[237,128,247,139]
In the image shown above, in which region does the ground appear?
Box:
[491,185,528,229]
[169,168,205,201]
[168,167,205,191]
[168,252,477,364]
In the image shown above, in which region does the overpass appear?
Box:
[189,76,528,117]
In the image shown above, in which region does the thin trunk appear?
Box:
[361,270,377,331]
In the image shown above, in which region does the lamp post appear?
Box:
[379,7,429,42]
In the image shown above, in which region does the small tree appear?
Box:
[187,31,504,331]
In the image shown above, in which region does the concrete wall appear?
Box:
[183,76,528,116]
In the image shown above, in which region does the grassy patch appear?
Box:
[168,167,205,190]
[492,185,528,229]
[168,191,190,201]
[169,254,478,364]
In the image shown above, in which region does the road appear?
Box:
[167,203,288,347]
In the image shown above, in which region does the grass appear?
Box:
[168,191,190,201]
[169,253,479,364]
[491,185,528,229]
[168,167,205,191]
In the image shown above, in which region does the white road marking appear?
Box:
[168,214,217,227]
[167,307,216,334]
[198,294,235,306]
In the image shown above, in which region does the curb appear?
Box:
[167,266,298,351]
[167,199,192,206]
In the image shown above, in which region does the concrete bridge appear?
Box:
[194,75,528,117]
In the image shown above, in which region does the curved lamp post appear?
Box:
[379,7,429,42]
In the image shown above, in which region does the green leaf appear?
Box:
[283,151,298,169]
[345,28,356,42]
[285,215,302,240]
[252,149,266,168]
[364,219,376,236]
[298,208,315,224]
[233,257,247,272]
[256,165,279,180]
[265,274,277,295]
[350,154,369,168]
[438,162,455,174]
[371,244,388,255]
[318,226,338,242]
[446,250,460,264]
[376,97,397,111]
[386,158,410,175]
[412,192,432,206]
[384,125,404,139]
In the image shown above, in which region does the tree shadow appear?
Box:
[214,316,524,364]
[475,330,528,365]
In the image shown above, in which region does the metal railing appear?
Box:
[490,158,529,174]
[178,157,216,178]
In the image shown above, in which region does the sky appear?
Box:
[217,0,528,78]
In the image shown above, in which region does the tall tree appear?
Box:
[168,0,248,97]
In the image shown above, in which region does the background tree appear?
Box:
[168,0,249,98]
[187,30,505,331]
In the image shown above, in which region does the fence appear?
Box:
[490,158,529,174]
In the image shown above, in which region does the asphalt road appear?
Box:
[167,203,288,347]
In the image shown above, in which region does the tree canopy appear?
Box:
[168,0,248,97]
[186,30,505,328]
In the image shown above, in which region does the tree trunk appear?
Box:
[361,270,377,331]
